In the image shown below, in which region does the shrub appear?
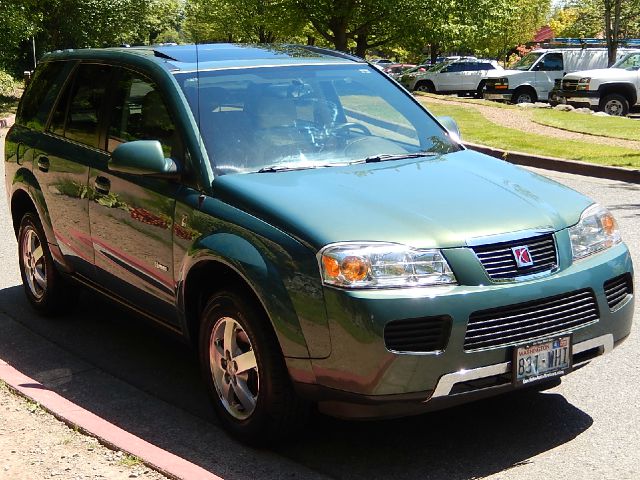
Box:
[0,70,20,97]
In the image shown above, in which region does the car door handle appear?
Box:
[37,156,50,172]
[94,176,111,195]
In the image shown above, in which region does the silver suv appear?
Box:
[401,58,502,97]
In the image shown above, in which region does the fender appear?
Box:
[175,218,331,360]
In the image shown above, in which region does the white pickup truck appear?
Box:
[556,51,640,116]
[483,48,633,104]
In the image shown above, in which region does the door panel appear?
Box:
[88,68,182,324]
[36,63,112,276]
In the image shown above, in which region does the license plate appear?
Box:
[513,335,572,386]
[484,93,507,100]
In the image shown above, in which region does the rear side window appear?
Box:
[49,63,112,148]
[16,61,69,131]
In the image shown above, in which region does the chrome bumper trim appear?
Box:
[428,334,614,400]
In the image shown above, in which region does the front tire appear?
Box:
[199,290,309,444]
[600,94,629,116]
[18,212,74,316]
[414,82,435,94]
[512,88,537,104]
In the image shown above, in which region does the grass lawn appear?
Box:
[531,109,640,141]
[422,102,640,168]
[414,91,516,109]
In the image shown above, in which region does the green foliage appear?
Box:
[0,70,20,97]
[185,0,304,43]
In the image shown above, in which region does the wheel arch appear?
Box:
[9,171,72,272]
[598,83,637,106]
[414,79,435,92]
[512,84,538,103]
[177,235,322,361]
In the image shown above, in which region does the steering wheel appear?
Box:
[329,122,371,136]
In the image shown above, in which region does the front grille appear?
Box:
[604,274,633,310]
[384,316,451,353]
[472,234,557,281]
[464,289,598,351]
[562,79,579,91]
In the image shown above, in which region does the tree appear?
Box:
[292,0,418,57]
[184,0,304,44]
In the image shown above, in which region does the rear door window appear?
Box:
[48,63,112,148]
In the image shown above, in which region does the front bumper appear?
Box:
[556,89,600,107]
[483,89,513,101]
[303,242,634,418]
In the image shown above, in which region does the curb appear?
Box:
[0,358,223,480]
[465,142,640,184]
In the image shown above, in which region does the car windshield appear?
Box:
[175,64,459,175]
[511,52,543,71]
[427,62,449,72]
[613,52,640,70]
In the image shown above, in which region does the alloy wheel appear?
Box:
[21,227,47,299]
[209,316,259,420]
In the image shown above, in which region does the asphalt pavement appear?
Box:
[0,130,638,479]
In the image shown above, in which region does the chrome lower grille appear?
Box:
[472,234,557,280]
[464,289,599,351]
[604,274,633,310]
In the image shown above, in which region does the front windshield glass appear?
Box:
[427,62,449,72]
[613,52,640,70]
[175,64,459,175]
[512,52,543,71]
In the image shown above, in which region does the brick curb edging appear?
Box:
[0,359,223,480]
[465,142,640,184]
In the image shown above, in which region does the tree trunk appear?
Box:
[430,44,439,64]
[354,32,368,58]
[605,0,622,66]
[307,36,316,46]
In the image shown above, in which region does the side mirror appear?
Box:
[436,116,461,141]
[110,140,178,176]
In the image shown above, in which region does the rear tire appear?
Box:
[199,289,310,444]
[17,212,74,316]
[600,94,629,116]
[475,81,486,99]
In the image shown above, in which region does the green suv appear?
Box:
[4,44,634,443]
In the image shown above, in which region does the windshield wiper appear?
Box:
[361,152,439,163]
[257,163,336,173]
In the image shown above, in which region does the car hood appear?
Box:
[485,69,526,79]
[211,150,592,251]
[564,68,638,81]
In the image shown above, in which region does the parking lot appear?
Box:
[1,127,638,479]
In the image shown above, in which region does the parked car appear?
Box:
[5,43,634,444]
[483,47,636,104]
[556,50,640,116]
[402,58,502,97]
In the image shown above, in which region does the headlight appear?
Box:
[569,204,621,260]
[319,242,456,288]
[577,77,591,91]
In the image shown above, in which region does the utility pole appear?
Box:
[32,37,37,69]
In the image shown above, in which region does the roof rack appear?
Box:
[542,38,640,48]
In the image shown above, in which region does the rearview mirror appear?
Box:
[110,140,178,176]
[436,116,462,141]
